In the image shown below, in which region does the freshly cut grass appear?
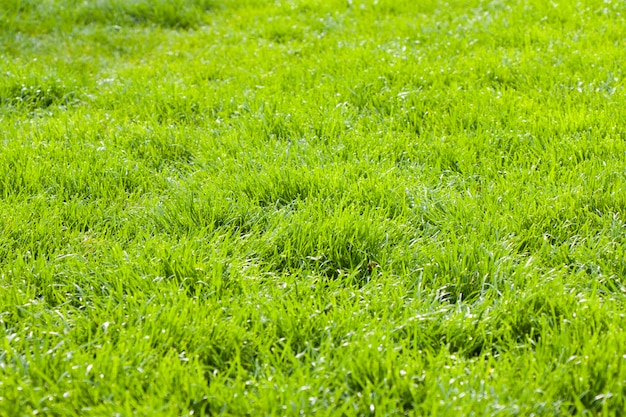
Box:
[1,0,626,415]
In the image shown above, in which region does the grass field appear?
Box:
[1,0,626,415]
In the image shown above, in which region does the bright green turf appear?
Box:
[1,0,626,415]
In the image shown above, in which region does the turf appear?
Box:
[1,0,626,415]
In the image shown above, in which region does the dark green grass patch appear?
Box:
[1,0,221,33]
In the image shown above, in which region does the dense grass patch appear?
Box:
[1,0,626,415]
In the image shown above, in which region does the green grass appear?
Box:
[1,0,626,415]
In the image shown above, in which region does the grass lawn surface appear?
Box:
[1,0,626,415]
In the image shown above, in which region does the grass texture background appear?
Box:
[1,0,626,415]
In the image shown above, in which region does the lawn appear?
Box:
[1,0,626,415]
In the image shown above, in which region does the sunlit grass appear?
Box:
[1,0,626,415]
